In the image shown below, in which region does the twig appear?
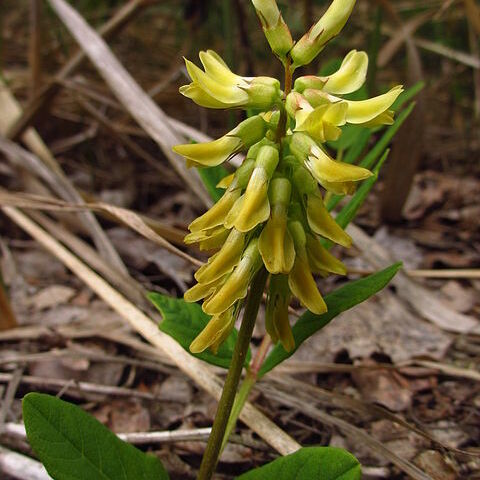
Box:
[0,367,23,433]
[46,0,212,208]
[0,372,157,400]
[0,446,50,480]
[1,206,300,456]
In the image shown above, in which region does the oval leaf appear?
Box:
[236,447,361,480]
[148,293,251,369]
[23,393,168,480]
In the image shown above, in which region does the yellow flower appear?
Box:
[305,144,373,193]
[184,274,227,303]
[181,50,282,109]
[266,274,295,352]
[184,226,230,251]
[195,229,245,284]
[295,50,368,96]
[306,192,352,247]
[190,307,235,354]
[188,159,256,234]
[290,0,357,69]
[173,115,267,168]
[306,233,347,276]
[303,85,403,127]
[258,178,295,274]
[290,132,373,195]
[288,221,327,314]
[203,239,262,315]
[225,145,279,232]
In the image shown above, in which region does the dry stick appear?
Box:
[347,224,478,333]
[0,80,128,275]
[1,206,300,457]
[47,0,212,209]
[7,0,149,142]
[0,446,50,480]
[0,372,158,401]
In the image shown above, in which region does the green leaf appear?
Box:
[258,263,402,377]
[236,447,361,480]
[198,165,230,202]
[148,292,251,369]
[23,393,168,480]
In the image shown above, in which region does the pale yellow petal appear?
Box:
[184,275,226,303]
[184,58,248,105]
[189,308,234,354]
[306,234,347,275]
[225,168,270,232]
[288,255,327,315]
[195,229,245,284]
[216,173,235,189]
[306,146,372,184]
[174,136,241,168]
[189,188,241,232]
[306,193,352,247]
[345,85,403,124]
[203,240,261,315]
[199,50,240,84]
[258,213,295,274]
[322,50,368,95]
[179,84,228,109]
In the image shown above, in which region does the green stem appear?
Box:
[197,268,268,480]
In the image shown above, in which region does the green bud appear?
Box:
[243,77,282,109]
[255,145,280,176]
[229,114,268,147]
[252,0,294,61]
[235,158,256,188]
[290,0,357,69]
[269,177,291,206]
[289,132,317,162]
[294,76,327,93]
[293,165,317,195]
[288,220,307,249]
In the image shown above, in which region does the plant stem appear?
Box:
[197,268,268,480]
[275,58,293,144]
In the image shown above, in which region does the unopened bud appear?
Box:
[290,0,357,69]
[252,0,294,61]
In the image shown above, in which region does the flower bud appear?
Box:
[258,178,295,274]
[184,274,226,303]
[266,274,295,352]
[252,0,294,61]
[290,0,357,69]
[190,307,235,354]
[293,76,327,94]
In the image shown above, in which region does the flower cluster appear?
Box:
[174,0,403,354]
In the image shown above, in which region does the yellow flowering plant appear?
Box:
[152,0,411,478]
